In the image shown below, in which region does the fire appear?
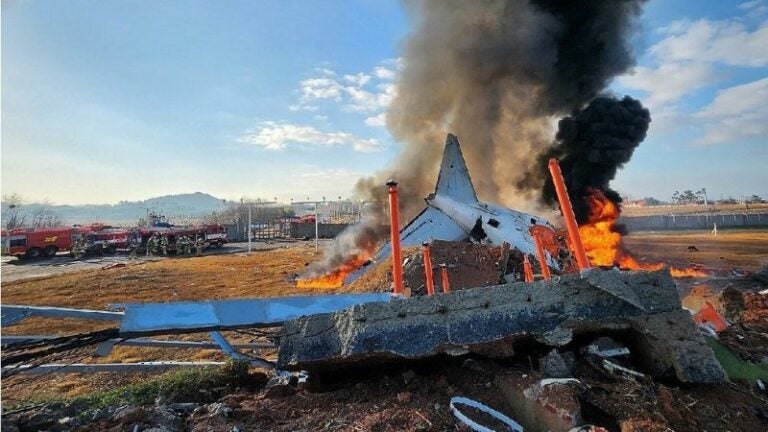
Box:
[578,189,708,278]
[296,253,372,289]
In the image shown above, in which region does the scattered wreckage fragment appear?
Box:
[278,269,727,384]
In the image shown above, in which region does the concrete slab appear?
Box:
[277,270,727,383]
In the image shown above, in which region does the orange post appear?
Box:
[387,180,404,295]
[547,159,590,271]
[531,232,552,280]
[693,302,728,332]
[523,254,534,283]
[440,264,451,293]
[422,242,435,295]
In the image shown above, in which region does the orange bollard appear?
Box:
[387,180,404,295]
[440,264,451,293]
[523,254,534,283]
[693,302,728,332]
[547,159,590,271]
[531,232,552,280]
[422,242,435,296]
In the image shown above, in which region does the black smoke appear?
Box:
[540,96,651,223]
[312,0,650,276]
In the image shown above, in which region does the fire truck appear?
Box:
[135,224,227,253]
[2,224,227,259]
[3,227,83,259]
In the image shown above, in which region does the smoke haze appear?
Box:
[311,0,650,277]
[362,0,647,219]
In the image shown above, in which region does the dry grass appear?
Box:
[621,203,768,217]
[3,230,768,402]
[1,245,339,401]
[624,229,768,271]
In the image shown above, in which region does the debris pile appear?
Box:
[347,240,525,294]
[5,349,767,431]
[279,269,727,384]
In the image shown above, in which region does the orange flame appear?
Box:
[578,189,708,278]
[296,253,372,289]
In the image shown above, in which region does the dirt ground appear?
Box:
[2,230,768,430]
[1,242,336,402]
[624,229,768,272]
[621,203,768,217]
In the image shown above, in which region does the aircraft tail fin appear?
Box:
[434,134,478,203]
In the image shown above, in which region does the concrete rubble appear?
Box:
[278,269,727,383]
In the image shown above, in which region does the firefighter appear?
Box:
[160,234,169,256]
[175,235,185,256]
[71,237,85,259]
[101,238,111,255]
[128,234,139,259]
[84,236,94,256]
[195,235,204,256]
[148,234,159,256]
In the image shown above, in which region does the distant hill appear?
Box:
[3,192,228,226]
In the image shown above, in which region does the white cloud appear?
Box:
[619,13,768,143]
[238,122,384,153]
[343,73,371,87]
[291,61,398,114]
[618,62,720,108]
[364,113,386,127]
[621,17,768,107]
[739,1,768,18]
[694,77,768,145]
[374,66,396,80]
[650,19,768,67]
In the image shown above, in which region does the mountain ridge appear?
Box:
[2,192,229,225]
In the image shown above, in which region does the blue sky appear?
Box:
[2,0,767,205]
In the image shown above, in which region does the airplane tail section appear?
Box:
[433,134,478,203]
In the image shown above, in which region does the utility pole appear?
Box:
[247,202,252,254]
[315,201,319,252]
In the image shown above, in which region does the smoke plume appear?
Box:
[309,0,649,277]
[372,0,647,219]
[539,96,651,223]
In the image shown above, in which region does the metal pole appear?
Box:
[248,203,252,254]
[387,180,404,295]
[523,254,534,282]
[422,242,435,296]
[440,264,450,293]
[531,233,551,280]
[315,201,319,252]
[547,158,590,271]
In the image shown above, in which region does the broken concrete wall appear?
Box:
[278,269,727,383]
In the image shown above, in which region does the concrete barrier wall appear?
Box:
[621,213,768,231]
[290,222,349,239]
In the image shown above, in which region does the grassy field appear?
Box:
[624,229,768,271]
[2,229,767,402]
[621,203,768,217]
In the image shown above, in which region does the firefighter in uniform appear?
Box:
[71,236,85,259]
[148,234,159,256]
[160,234,169,256]
[128,234,139,259]
[101,238,111,255]
[84,236,94,257]
[175,235,184,256]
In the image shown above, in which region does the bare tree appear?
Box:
[2,193,27,231]
[29,201,62,228]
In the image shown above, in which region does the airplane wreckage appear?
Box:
[1,134,727,387]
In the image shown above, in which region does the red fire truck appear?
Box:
[3,227,82,259]
[2,224,227,259]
